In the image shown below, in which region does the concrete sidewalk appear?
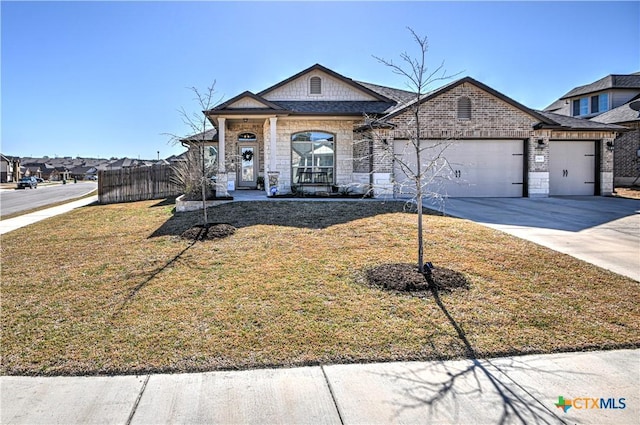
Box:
[0,195,98,235]
[1,349,637,424]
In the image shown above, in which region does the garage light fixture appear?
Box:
[606,141,615,152]
[536,139,546,149]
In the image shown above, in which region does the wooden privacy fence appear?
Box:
[98,165,181,204]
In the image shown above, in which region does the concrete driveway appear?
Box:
[424,196,640,282]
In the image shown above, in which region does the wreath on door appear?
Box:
[241,150,254,162]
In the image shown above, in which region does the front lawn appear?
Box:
[1,199,638,376]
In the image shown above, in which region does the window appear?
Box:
[291,131,334,184]
[206,146,218,170]
[598,93,609,113]
[571,99,580,117]
[310,76,321,94]
[238,132,257,142]
[579,98,588,115]
[572,94,609,116]
[457,97,471,119]
[591,96,600,114]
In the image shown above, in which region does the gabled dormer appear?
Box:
[208,91,286,114]
[257,63,393,102]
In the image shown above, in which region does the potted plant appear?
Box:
[256,175,265,190]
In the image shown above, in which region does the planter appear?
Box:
[175,194,234,212]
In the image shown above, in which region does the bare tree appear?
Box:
[167,83,220,225]
[371,28,460,273]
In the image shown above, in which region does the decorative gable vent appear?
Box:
[457,96,471,119]
[310,76,322,94]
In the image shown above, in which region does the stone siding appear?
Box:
[223,121,265,175]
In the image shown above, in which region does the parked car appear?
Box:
[17,177,38,189]
[86,175,98,181]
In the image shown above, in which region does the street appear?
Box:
[0,182,97,217]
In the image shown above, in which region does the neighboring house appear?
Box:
[24,166,42,179]
[51,166,71,182]
[21,162,56,180]
[590,97,640,186]
[1,154,19,183]
[70,166,98,180]
[185,63,622,198]
[545,73,640,186]
[106,157,151,169]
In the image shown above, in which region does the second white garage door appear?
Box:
[394,139,525,197]
[549,141,596,196]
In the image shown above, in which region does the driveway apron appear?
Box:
[423,196,640,282]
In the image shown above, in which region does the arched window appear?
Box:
[310,76,322,94]
[457,96,471,119]
[291,131,334,184]
[238,132,257,142]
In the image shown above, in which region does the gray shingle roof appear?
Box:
[535,110,627,131]
[355,81,416,104]
[543,98,568,113]
[181,128,218,142]
[590,95,640,124]
[560,73,640,99]
[270,101,395,115]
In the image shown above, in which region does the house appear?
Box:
[21,162,57,180]
[184,64,623,198]
[1,154,19,183]
[544,73,640,186]
[68,166,92,180]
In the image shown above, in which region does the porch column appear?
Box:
[269,117,277,171]
[218,117,226,174]
[217,117,228,194]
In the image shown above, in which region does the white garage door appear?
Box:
[393,139,525,197]
[549,141,596,196]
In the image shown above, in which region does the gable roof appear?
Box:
[382,76,555,124]
[180,128,218,143]
[257,63,393,102]
[354,81,416,104]
[208,91,285,113]
[590,94,640,125]
[534,111,627,131]
[558,73,640,99]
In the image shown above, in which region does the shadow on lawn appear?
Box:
[149,200,422,237]
[110,239,197,318]
[383,287,567,424]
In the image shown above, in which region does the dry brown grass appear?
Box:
[1,199,638,376]
[614,187,640,200]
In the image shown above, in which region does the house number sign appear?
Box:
[535,155,545,163]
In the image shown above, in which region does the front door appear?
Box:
[238,145,258,188]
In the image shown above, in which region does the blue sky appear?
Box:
[2,1,639,159]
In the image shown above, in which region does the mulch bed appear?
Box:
[180,223,236,240]
[366,263,469,295]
